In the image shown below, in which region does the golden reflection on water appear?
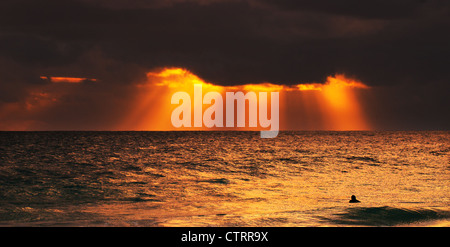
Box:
[1,131,448,226]
[80,131,449,226]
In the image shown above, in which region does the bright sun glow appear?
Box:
[120,67,371,131]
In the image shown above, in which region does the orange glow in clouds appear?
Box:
[319,75,370,130]
[121,67,371,131]
[40,76,98,83]
[0,69,371,131]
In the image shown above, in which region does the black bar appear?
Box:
[0,227,446,246]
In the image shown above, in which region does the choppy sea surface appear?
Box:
[0,131,448,227]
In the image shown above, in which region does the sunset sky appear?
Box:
[0,0,448,131]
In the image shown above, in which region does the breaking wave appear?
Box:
[324,206,450,226]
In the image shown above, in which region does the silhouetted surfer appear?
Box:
[349,195,360,203]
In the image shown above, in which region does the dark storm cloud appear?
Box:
[258,0,430,19]
[1,0,448,86]
[0,0,448,129]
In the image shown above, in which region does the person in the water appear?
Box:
[349,195,361,203]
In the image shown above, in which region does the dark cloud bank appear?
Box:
[0,0,449,130]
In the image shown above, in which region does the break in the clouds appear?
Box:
[0,0,449,130]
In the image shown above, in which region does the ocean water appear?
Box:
[0,131,448,227]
